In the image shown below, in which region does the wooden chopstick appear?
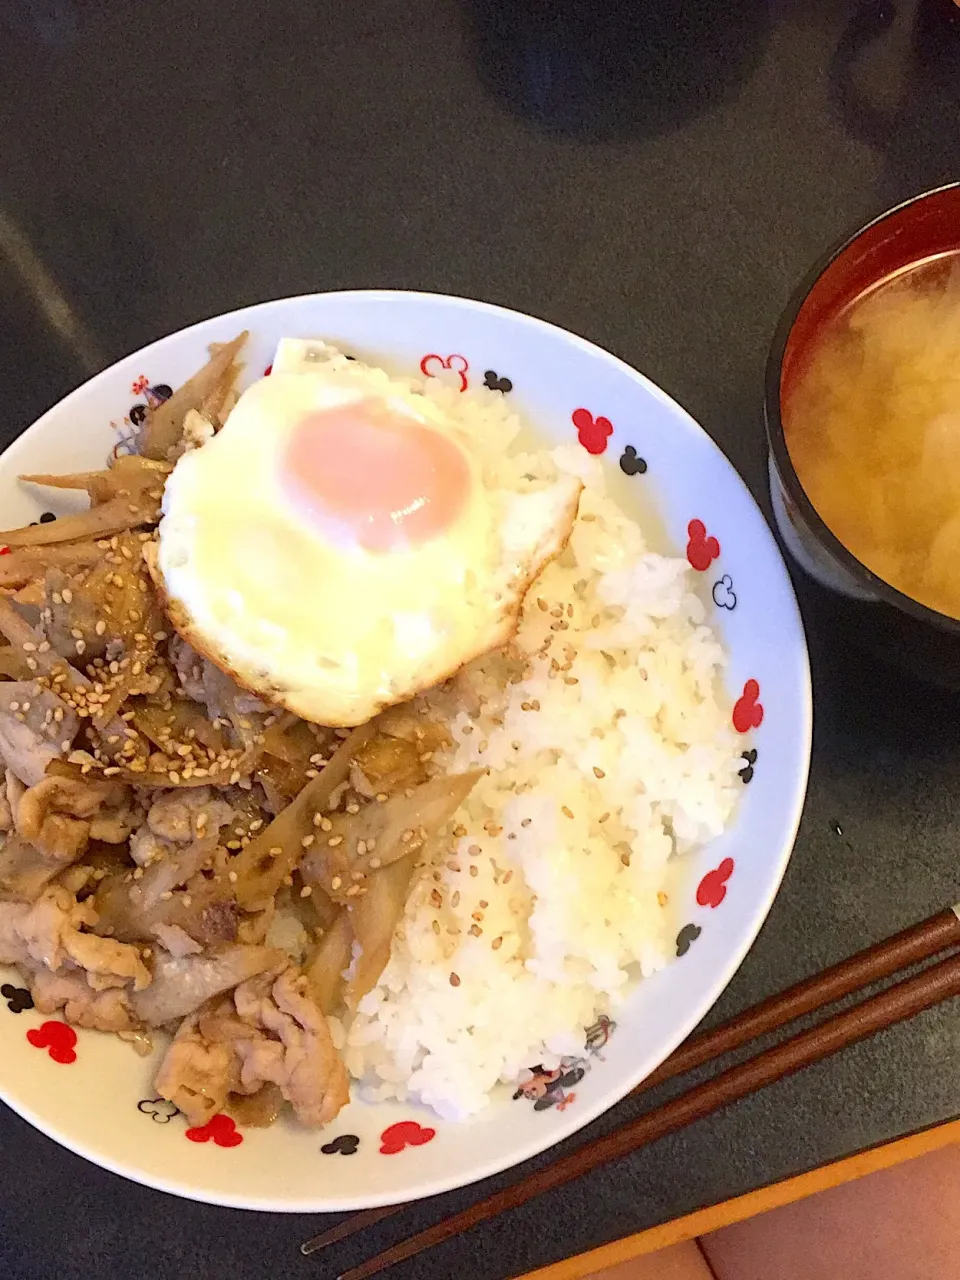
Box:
[300,1206,400,1256]
[300,904,960,1260]
[639,904,960,1089]
[335,933,960,1279]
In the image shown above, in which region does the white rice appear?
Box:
[339,373,741,1120]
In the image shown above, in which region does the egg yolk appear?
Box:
[280,398,471,552]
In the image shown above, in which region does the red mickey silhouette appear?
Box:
[185,1114,244,1147]
[420,353,469,392]
[0,547,9,557]
[696,857,735,908]
[379,1120,436,1155]
[263,363,273,376]
[130,374,149,396]
[572,408,613,456]
[26,1020,77,1064]
[733,679,764,732]
[686,519,721,571]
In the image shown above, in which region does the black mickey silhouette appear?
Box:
[619,445,647,476]
[321,1134,360,1155]
[675,923,702,957]
[483,369,513,393]
[1,983,33,1013]
[739,748,758,784]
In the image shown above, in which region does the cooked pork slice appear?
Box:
[0,682,80,786]
[232,968,350,1127]
[170,638,268,721]
[14,774,131,862]
[14,885,93,970]
[145,786,234,843]
[0,834,73,903]
[131,944,286,1027]
[0,899,31,965]
[154,967,350,1129]
[30,966,136,1033]
[154,1010,239,1125]
[60,929,151,991]
[151,923,203,958]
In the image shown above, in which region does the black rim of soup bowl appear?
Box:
[764,181,960,640]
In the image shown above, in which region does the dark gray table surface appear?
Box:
[2,1,960,1277]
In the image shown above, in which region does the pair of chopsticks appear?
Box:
[302,904,960,1279]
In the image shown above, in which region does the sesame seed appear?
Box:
[160,891,173,901]
[95,620,106,636]
[300,885,313,898]
[401,829,415,843]
[562,806,574,819]
[369,857,381,869]
[451,890,461,907]
[328,835,343,847]
[432,920,441,936]
[520,818,531,828]
[469,865,479,877]
[467,843,481,856]
[61,588,72,604]
[658,890,669,907]
[75,640,86,656]
[331,876,342,890]
[593,766,605,778]
[492,936,503,950]
[301,834,315,848]
[228,871,238,883]
[469,923,482,937]
[22,642,35,653]
[346,884,361,897]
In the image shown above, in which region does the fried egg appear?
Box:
[154,340,582,726]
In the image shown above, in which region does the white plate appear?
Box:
[0,291,811,1211]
